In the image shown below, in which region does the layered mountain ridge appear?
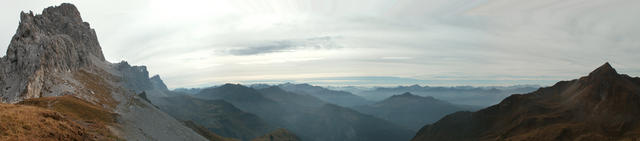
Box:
[189,83,414,141]
[355,92,472,131]
[412,63,640,141]
[278,83,372,107]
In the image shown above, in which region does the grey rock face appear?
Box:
[116,61,153,92]
[150,75,169,91]
[0,3,105,103]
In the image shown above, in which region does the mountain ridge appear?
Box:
[355,92,470,131]
[411,63,640,141]
[278,83,371,107]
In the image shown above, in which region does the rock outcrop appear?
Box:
[0,3,105,103]
[116,61,153,92]
[150,75,169,91]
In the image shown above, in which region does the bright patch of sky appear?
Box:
[1,0,639,89]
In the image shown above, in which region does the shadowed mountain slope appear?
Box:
[153,95,274,140]
[412,63,640,141]
[354,92,471,131]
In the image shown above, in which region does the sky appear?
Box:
[1,0,639,89]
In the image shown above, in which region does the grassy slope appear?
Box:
[0,102,98,140]
[6,95,120,140]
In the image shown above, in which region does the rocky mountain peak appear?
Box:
[0,3,108,103]
[116,61,153,92]
[10,3,105,64]
[0,3,210,140]
[587,62,618,78]
[150,75,169,91]
[40,3,83,23]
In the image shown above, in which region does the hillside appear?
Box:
[412,63,640,141]
[354,92,471,131]
[153,95,273,140]
[251,128,301,141]
[0,101,114,140]
[182,120,240,141]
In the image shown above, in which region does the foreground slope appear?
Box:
[354,92,470,131]
[0,102,109,140]
[0,3,206,140]
[412,63,640,141]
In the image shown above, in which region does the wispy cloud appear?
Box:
[223,36,341,56]
[236,57,324,65]
[381,57,412,60]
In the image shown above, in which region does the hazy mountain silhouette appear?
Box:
[278,83,372,107]
[152,95,274,140]
[354,92,474,131]
[193,84,414,141]
[358,85,539,106]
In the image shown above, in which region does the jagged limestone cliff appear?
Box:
[0,3,207,141]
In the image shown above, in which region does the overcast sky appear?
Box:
[1,0,639,89]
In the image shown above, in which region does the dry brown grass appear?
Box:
[18,95,116,125]
[0,103,91,141]
[13,95,120,140]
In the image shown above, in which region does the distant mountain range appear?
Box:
[189,84,414,141]
[168,82,542,140]
[277,83,373,107]
[355,85,539,106]
[412,63,640,141]
[354,92,477,131]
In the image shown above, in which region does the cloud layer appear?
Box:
[1,0,639,88]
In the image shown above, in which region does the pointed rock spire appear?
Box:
[588,62,618,78]
[150,75,169,91]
